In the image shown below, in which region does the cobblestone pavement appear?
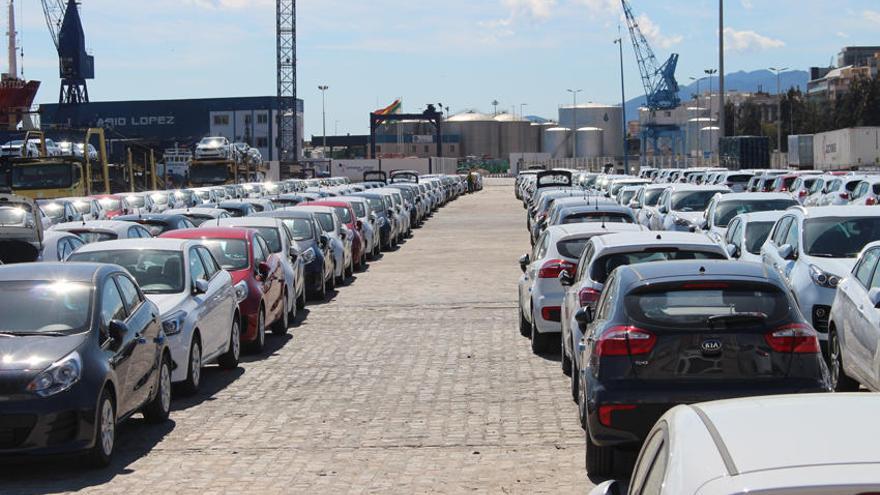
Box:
[1,179,591,494]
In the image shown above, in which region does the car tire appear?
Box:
[578,378,587,430]
[328,264,337,291]
[85,389,115,468]
[518,305,530,338]
[530,311,555,355]
[585,427,615,477]
[830,328,860,392]
[143,354,172,424]
[297,288,307,312]
[247,308,266,353]
[218,318,241,369]
[345,260,354,280]
[179,335,202,396]
[570,357,580,402]
[561,335,572,377]
[272,295,289,336]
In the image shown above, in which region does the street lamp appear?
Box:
[769,66,789,154]
[615,36,629,174]
[567,89,583,159]
[704,70,717,162]
[318,85,329,155]
[492,100,499,116]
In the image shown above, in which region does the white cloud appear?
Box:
[741,0,753,9]
[502,0,558,20]
[723,27,785,53]
[635,14,682,50]
[575,0,618,17]
[837,31,850,39]
[866,10,880,24]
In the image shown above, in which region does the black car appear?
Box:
[351,192,395,250]
[0,263,171,466]
[115,214,197,236]
[574,260,829,476]
[218,201,257,218]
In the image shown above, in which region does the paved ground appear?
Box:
[2,179,592,494]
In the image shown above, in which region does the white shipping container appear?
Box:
[788,134,814,169]
[813,127,880,171]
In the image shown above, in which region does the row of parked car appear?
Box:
[0,171,474,467]
[515,167,880,493]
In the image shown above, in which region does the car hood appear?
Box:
[803,256,856,277]
[671,211,705,224]
[147,292,189,316]
[0,333,86,371]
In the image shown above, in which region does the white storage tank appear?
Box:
[687,118,714,155]
[529,123,544,152]
[700,126,720,156]
[559,104,623,158]
[543,127,571,159]
[576,127,604,158]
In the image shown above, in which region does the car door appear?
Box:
[847,248,880,383]
[257,234,283,314]
[763,216,792,276]
[724,218,741,257]
[100,277,138,416]
[187,246,215,352]
[524,232,550,315]
[779,218,801,279]
[115,274,160,411]
[197,246,233,358]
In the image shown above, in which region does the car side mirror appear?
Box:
[658,206,668,214]
[869,288,880,309]
[726,243,740,259]
[628,200,639,209]
[193,279,209,295]
[257,261,270,279]
[289,246,299,261]
[108,319,129,343]
[320,235,329,248]
[559,270,574,287]
[339,230,347,240]
[778,244,795,261]
[518,254,530,273]
[575,307,593,331]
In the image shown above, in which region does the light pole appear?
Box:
[614,37,629,174]
[704,70,717,162]
[567,89,582,159]
[520,103,528,120]
[770,66,789,154]
[318,85,329,154]
[492,100,499,116]
[718,0,726,139]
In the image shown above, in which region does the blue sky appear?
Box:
[10,0,880,138]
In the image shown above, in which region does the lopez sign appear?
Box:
[96,116,176,127]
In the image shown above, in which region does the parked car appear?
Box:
[0,262,171,466]
[62,197,105,221]
[633,184,669,228]
[651,185,730,232]
[721,211,786,263]
[591,394,880,495]
[50,220,153,244]
[218,200,257,218]
[165,207,231,226]
[194,136,232,160]
[701,192,797,244]
[161,228,287,353]
[0,193,44,264]
[304,200,367,271]
[815,175,869,206]
[68,239,240,394]
[39,230,85,261]
[91,195,132,219]
[119,193,157,215]
[576,260,829,476]
[36,199,82,226]
[352,192,396,251]
[849,177,880,206]
[0,139,39,157]
[337,195,380,259]
[295,205,352,284]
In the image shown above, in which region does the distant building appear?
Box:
[807,65,872,101]
[837,46,880,68]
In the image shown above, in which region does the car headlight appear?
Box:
[234,280,249,303]
[27,351,82,397]
[162,310,187,336]
[301,247,316,264]
[809,264,841,289]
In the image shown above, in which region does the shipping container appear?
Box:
[787,134,814,169]
[813,127,880,171]
[720,136,770,170]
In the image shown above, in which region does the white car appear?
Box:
[829,240,880,391]
[165,207,231,226]
[212,217,305,322]
[761,206,880,352]
[194,136,232,160]
[651,184,730,232]
[50,220,153,243]
[701,192,798,244]
[337,195,380,259]
[62,197,106,221]
[0,140,39,157]
[295,205,352,284]
[721,211,785,263]
[148,191,172,213]
[26,138,62,157]
[714,170,754,192]
[590,394,880,495]
[121,192,157,214]
[561,232,728,405]
[633,184,670,229]
[68,238,240,394]
[816,175,869,206]
[39,230,85,261]
[192,187,223,206]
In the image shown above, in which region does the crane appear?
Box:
[620,0,683,163]
[40,0,94,104]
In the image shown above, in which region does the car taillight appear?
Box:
[765,323,820,353]
[598,405,637,427]
[840,192,850,200]
[867,196,877,206]
[596,326,656,356]
[579,287,601,306]
[538,259,576,278]
[541,306,562,322]
[799,189,809,197]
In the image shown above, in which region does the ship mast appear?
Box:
[6,0,16,79]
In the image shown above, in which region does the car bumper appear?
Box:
[165,330,195,383]
[0,386,97,456]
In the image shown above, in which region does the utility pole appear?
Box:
[318,85,329,154]
[705,69,717,162]
[492,100,499,116]
[520,103,528,120]
[770,67,789,154]
[719,0,726,139]
[614,36,629,174]
[567,89,582,159]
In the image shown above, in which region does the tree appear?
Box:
[737,101,763,136]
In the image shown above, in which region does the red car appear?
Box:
[161,227,288,353]
[303,200,367,270]
[91,194,131,219]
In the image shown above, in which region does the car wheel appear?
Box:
[328,264,337,291]
[578,377,587,430]
[345,260,354,280]
[530,311,555,355]
[570,355,580,402]
[248,308,266,353]
[218,318,240,369]
[585,427,615,477]
[297,288,307,311]
[272,295,289,336]
[85,390,115,468]
[518,305,530,338]
[143,354,172,424]
[561,334,573,377]
[179,336,202,396]
[830,329,860,392]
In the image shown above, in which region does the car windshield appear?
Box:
[671,191,719,212]
[561,212,633,224]
[0,205,33,226]
[714,199,797,227]
[70,231,116,244]
[349,202,366,217]
[98,198,121,210]
[71,201,91,214]
[557,238,591,259]
[804,217,880,258]
[644,189,663,207]
[185,214,215,226]
[40,204,65,220]
[618,190,637,204]
[125,196,146,208]
[283,219,313,241]
[591,250,726,283]
[365,197,383,210]
[625,284,789,329]
[200,239,249,270]
[726,174,752,184]
[745,221,775,255]
[69,250,185,294]
[314,212,335,233]
[136,221,173,236]
[332,206,353,224]
[151,194,169,205]
[0,280,91,334]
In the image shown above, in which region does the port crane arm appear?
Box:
[40,0,65,49]
[620,0,680,110]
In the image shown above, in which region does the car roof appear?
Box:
[682,394,880,475]
[591,231,720,251]
[74,237,192,253]
[622,259,770,282]
[116,214,188,222]
[734,210,787,223]
[0,262,110,283]
[546,223,646,239]
[716,192,794,202]
[296,205,336,214]
[257,209,313,219]
[798,205,880,218]
[215,217,282,228]
[165,208,226,216]
[665,184,730,192]
[558,204,633,215]
[163,227,252,240]
[51,220,140,233]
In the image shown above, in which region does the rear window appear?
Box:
[562,212,633,225]
[726,174,752,184]
[745,222,775,255]
[72,231,116,244]
[714,199,797,228]
[557,239,590,259]
[591,250,726,283]
[671,191,720,212]
[625,284,791,329]
[644,189,663,206]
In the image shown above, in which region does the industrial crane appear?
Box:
[41,0,94,104]
[620,0,683,162]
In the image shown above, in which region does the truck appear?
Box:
[719,136,770,170]
[787,134,814,169]
[813,127,880,171]
[188,154,267,187]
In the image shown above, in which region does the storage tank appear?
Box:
[576,127,603,158]
[446,112,499,158]
[495,113,535,154]
[700,126,720,156]
[559,104,623,158]
[686,118,714,156]
[543,127,571,159]
[529,123,544,152]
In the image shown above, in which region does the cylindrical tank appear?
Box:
[543,127,571,159]
[686,118,714,156]
[559,104,623,158]
[576,127,604,158]
[495,114,534,154]
[447,112,499,158]
[701,126,721,156]
[529,123,543,153]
